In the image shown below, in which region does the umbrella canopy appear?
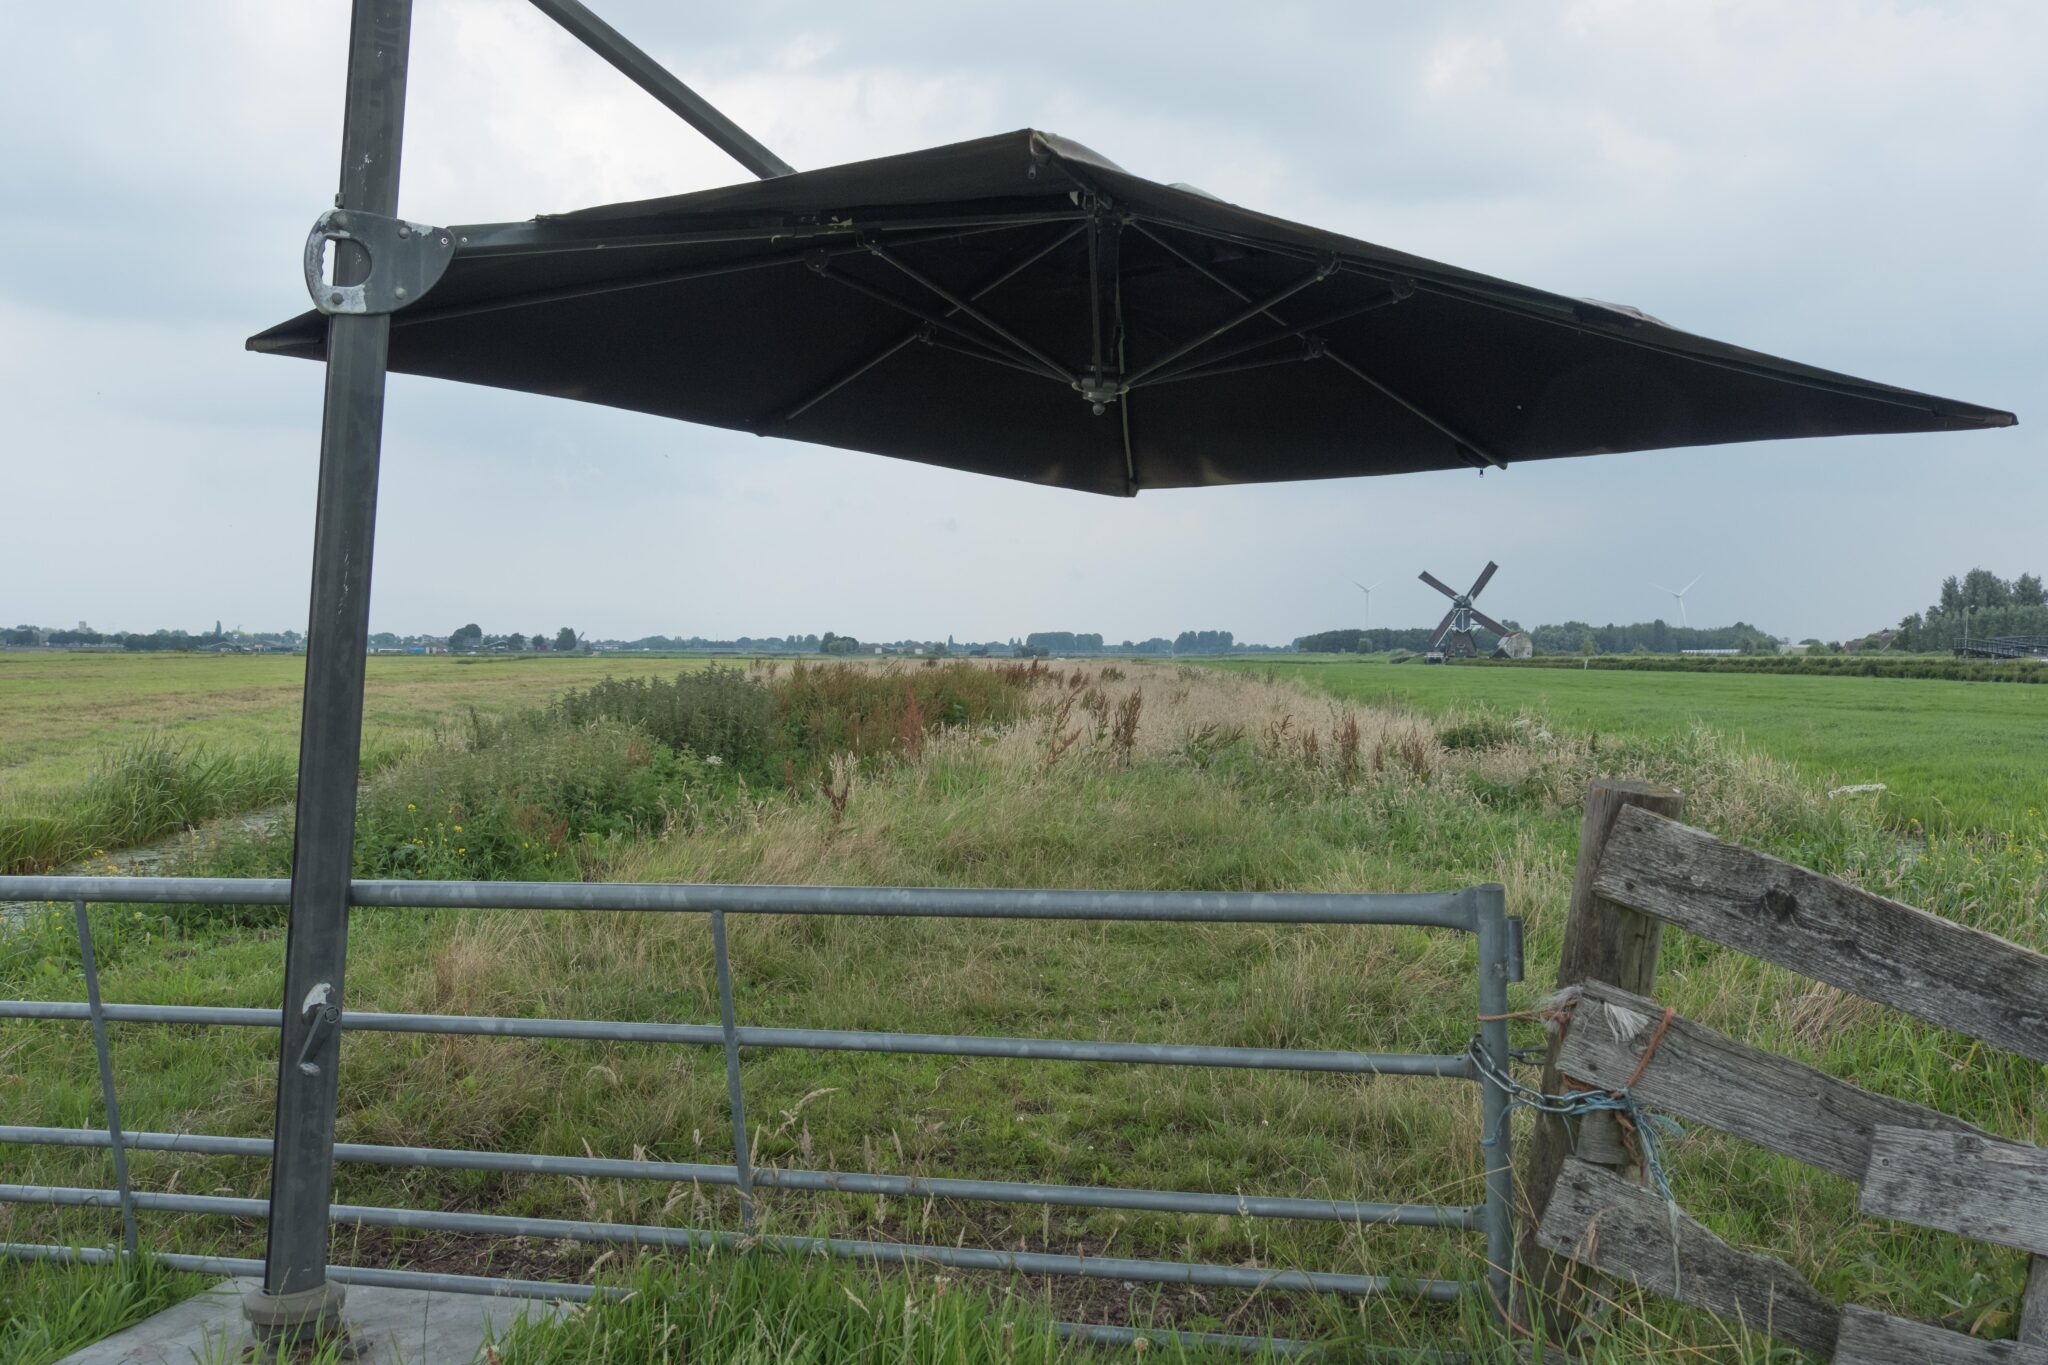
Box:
[250,129,2013,497]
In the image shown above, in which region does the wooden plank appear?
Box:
[1861,1128,2048,1256]
[2021,1256,2048,1348]
[1835,1304,2048,1364]
[1515,778,1683,1336]
[1591,805,2048,1065]
[1558,980,1992,1182]
[1535,1157,1839,1353]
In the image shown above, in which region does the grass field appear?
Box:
[0,652,725,874]
[1219,655,2048,834]
[0,652,707,801]
[1,655,2044,1361]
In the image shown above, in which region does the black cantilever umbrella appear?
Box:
[250,129,2013,497]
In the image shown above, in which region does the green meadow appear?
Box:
[0,653,2043,1362]
[1220,654,2048,835]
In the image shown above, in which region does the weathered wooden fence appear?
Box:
[1518,781,2048,1362]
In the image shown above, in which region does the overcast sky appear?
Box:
[1,2,2038,644]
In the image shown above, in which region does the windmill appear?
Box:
[1651,575,1702,628]
[1419,561,1513,660]
[1350,580,1382,632]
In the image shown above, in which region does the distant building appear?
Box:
[1681,648,1740,656]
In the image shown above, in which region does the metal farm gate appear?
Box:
[0,873,1520,1352]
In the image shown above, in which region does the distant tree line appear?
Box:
[1894,567,2048,651]
[2,623,300,651]
[445,624,582,654]
[1294,619,1774,656]
[1525,620,1775,655]
[8,620,1290,657]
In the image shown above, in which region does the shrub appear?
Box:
[354,716,708,881]
[773,661,1038,775]
[0,737,295,874]
[551,665,776,777]
[1437,710,1517,751]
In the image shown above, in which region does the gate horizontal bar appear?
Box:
[0,1239,610,1301]
[0,1126,1478,1229]
[1,1242,1342,1357]
[0,1184,1468,1300]
[0,1001,1473,1077]
[0,875,1483,929]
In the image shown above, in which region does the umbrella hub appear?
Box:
[1075,378,1122,414]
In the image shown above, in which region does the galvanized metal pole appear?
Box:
[72,902,138,1259]
[709,909,755,1228]
[247,0,413,1338]
[1471,885,1517,1319]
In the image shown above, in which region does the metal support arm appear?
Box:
[528,0,793,179]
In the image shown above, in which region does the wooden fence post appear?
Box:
[2023,1256,2048,1348]
[1512,776,1683,1337]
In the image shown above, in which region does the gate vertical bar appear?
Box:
[72,901,138,1258]
[252,0,414,1333]
[1471,884,1515,1317]
[710,908,754,1227]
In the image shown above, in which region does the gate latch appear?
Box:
[1505,916,1525,983]
[303,209,455,316]
[296,981,342,1076]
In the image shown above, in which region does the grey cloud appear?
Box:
[0,1,2037,643]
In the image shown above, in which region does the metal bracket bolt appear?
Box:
[304,208,455,316]
[296,982,341,1076]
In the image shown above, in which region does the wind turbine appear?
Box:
[1651,574,1702,628]
[1350,580,1382,632]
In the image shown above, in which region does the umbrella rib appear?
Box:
[1119,262,1335,389]
[1321,352,1502,469]
[1113,218,1137,492]
[453,211,1088,259]
[864,242,1080,386]
[919,332,1080,381]
[1131,349,1321,389]
[1087,214,1105,389]
[391,251,808,330]
[1128,220,1503,469]
[1128,292,1407,390]
[806,264,1069,382]
[1136,212,2010,426]
[384,224,1050,333]
[769,224,1087,427]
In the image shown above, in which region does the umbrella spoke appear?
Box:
[393,224,1063,332]
[1112,217,1137,491]
[864,241,1080,386]
[1120,261,1335,389]
[1132,348,1322,389]
[919,331,1079,382]
[1130,219,1503,470]
[452,211,1086,259]
[804,260,1069,381]
[1129,292,1407,389]
[769,224,1086,427]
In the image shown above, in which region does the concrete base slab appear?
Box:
[55,1278,568,1365]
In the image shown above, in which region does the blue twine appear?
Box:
[1467,1036,1683,1200]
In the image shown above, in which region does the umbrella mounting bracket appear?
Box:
[303,209,456,316]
